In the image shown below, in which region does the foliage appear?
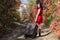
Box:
[0,0,20,37]
[27,0,36,12]
[28,0,36,7]
[44,0,57,27]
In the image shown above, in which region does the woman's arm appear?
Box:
[35,9,40,22]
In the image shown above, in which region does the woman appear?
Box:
[35,2,43,36]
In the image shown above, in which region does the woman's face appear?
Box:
[37,4,40,8]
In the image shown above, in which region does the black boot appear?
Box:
[39,29,41,36]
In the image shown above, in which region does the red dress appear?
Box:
[36,8,42,24]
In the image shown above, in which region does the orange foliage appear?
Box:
[50,21,60,38]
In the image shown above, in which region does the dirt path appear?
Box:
[0,22,58,40]
[15,32,58,40]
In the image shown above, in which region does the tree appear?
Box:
[0,0,20,37]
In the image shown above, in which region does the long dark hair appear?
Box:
[36,0,43,9]
[36,0,43,15]
[37,3,43,10]
[36,0,43,4]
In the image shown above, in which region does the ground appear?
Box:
[0,22,58,40]
[16,32,57,40]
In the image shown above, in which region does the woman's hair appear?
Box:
[36,0,43,9]
[37,3,43,10]
[36,0,40,4]
[36,0,43,4]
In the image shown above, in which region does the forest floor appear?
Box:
[0,22,58,40]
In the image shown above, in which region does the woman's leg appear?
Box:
[38,24,42,36]
[39,28,41,36]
